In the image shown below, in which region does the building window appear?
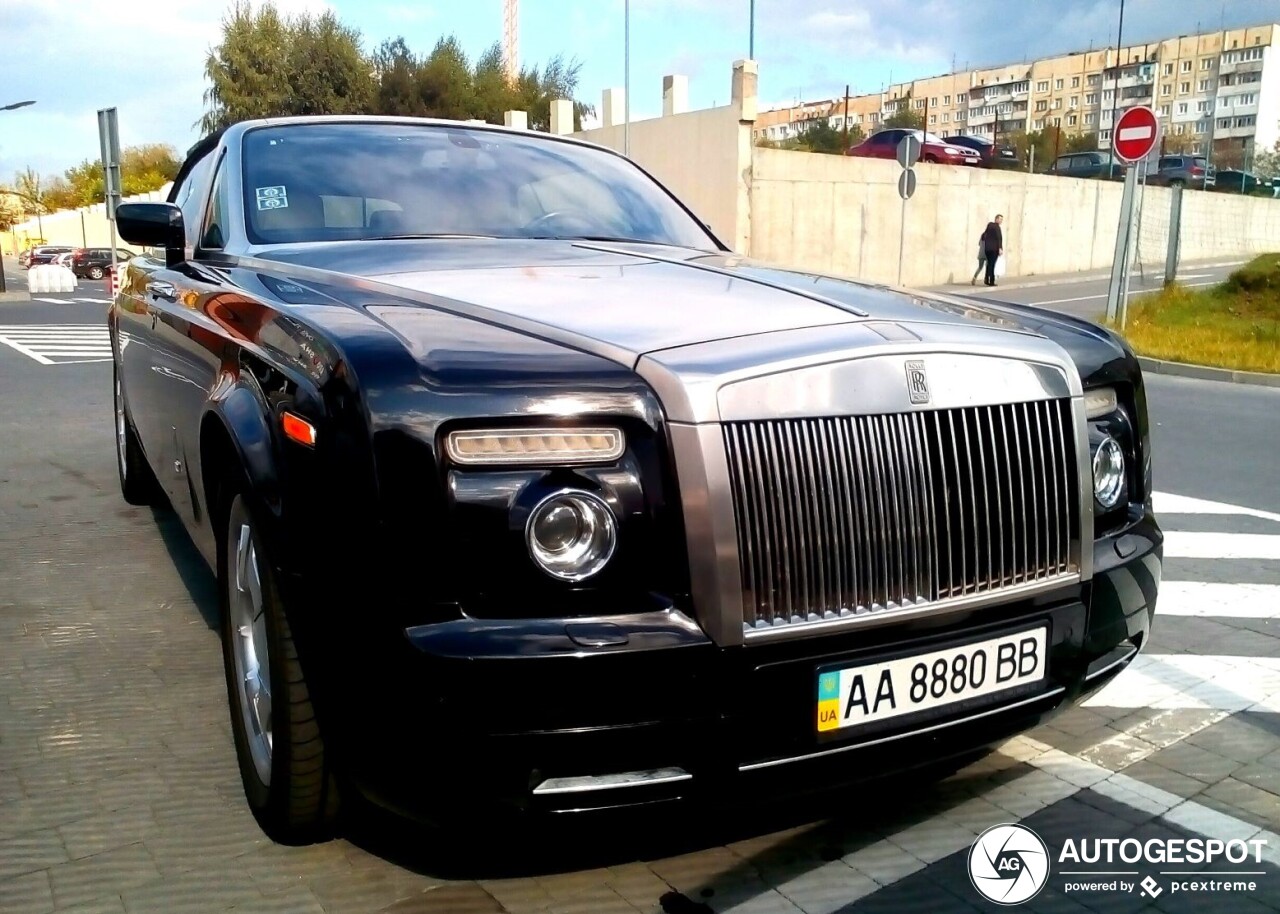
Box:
[914,99,925,108]
[1034,118,1045,129]
[1161,83,1172,95]
[1178,102,1189,114]
[1053,98,1062,109]
[1219,117,1232,129]
[1181,60,1192,72]
[1104,89,1115,100]
[957,92,967,103]
[943,94,951,104]
[1055,78,1064,89]
[1036,80,1049,92]
[1199,79,1214,92]
[942,113,950,123]
[1086,93,1098,104]
[1071,76,1080,88]
[1069,95,1079,107]
[1237,115,1256,128]
[929,114,937,124]
[1196,100,1210,112]
[1240,92,1258,105]
[1191,143,1202,154]
[1088,74,1100,86]
[1160,104,1171,116]
[1163,63,1174,75]
[1036,100,1047,111]
[1200,58,1213,70]
[930,97,938,107]
[1012,81,1029,94]
[1067,114,1078,126]
[1100,129,1111,140]
[1180,81,1191,93]
[1084,112,1096,125]
[1196,120,1209,133]
[1176,124,1185,134]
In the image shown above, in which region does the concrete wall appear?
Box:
[572,106,745,249]
[749,148,1280,288]
[6,185,173,256]
[568,61,757,254]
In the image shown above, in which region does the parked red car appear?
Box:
[846,128,981,166]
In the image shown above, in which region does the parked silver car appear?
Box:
[1147,155,1215,189]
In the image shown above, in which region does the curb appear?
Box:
[0,291,31,303]
[1137,356,1280,388]
[929,259,1246,293]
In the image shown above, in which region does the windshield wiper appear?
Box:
[527,235,672,246]
[359,233,501,241]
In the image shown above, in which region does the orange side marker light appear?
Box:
[282,412,317,447]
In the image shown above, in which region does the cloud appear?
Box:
[0,0,331,182]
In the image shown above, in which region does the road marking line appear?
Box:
[1023,280,1219,307]
[1154,491,1280,524]
[1164,531,1280,560]
[34,297,65,303]
[0,334,54,365]
[1157,581,1280,619]
[44,358,113,365]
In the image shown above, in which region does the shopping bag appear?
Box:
[994,254,1007,278]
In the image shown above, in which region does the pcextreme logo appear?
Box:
[968,824,1051,905]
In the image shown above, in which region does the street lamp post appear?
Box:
[750,0,755,59]
[0,100,37,291]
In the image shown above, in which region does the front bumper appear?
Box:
[332,510,1162,823]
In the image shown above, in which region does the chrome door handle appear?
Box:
[147,281,177,301]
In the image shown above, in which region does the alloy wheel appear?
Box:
[230,522,273,785]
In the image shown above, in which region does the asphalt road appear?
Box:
[932,257,1248,323]
[1,262,1278,914]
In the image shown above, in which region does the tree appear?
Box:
[0,193,22,232]
[1063,131,1098,154]
[884,94,924,130]
[13,168,47,217]
[1162,134,1195,155]
[200,1,375,133]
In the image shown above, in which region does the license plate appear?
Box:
[816,627,1048,733]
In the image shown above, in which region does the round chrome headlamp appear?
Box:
[1092,435,1126,509]
[525,490,617,581]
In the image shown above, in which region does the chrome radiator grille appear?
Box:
[722,399,1080,632]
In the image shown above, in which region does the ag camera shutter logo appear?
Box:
[968,824,1050,905]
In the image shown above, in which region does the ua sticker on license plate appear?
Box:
[816,627,1048,733]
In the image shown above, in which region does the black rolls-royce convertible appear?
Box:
[109,115,1161,845]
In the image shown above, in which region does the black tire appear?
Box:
[220,493,340,845]
[88,266,105,280]
[114,365,160,505]
[924,154,939,163]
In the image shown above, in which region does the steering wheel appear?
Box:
[522,210,601,236]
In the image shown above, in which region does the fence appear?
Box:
[6,184,172,256]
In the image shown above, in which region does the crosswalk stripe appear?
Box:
[33,297,65,304]
[1158,581,1280,618]
[1083,654,1280,711]
[0,335,53,365]
[1154,491,1280,524]
[1164,531,1280,560]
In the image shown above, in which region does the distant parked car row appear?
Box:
[18,245,135,278]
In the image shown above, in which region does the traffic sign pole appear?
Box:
[1105,106,1158,325]
[895,134,921,287]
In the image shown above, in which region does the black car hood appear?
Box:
[251,238,1129,380]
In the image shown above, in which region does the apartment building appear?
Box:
[753,22,1280,166]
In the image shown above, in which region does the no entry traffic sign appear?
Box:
[1113,106,1158,163]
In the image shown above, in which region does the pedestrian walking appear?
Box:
[970,239,986,285]
[981,214,1004,287]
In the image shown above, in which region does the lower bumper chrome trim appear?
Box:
[739,686,1067,773]
[1084,641,1140,683]
[531,767,693,795]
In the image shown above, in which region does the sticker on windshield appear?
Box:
[256,186,288,210]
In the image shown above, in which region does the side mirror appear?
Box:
[116,203,184,267]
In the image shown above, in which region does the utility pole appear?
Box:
[1107,0,1125,152]
[843,84,850,149]
[749,0,755,59]
[624,0,630,156]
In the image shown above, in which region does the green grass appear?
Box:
[1110,254,1280,374]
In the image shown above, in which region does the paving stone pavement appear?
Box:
[1,319,1278,913]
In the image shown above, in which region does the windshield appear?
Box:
[239,122,719,249]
